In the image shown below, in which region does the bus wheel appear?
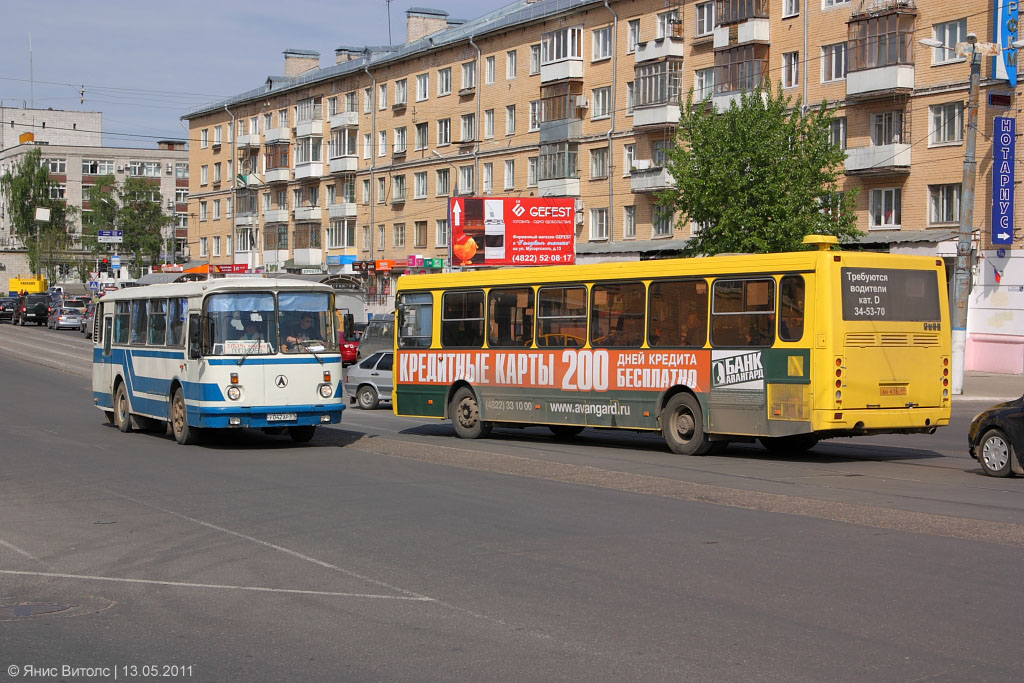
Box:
[114,384,134,433]
[662,393,713,456]
[450,387,492,439]
[977,429,1013,477]
[759,434,819,455]
[289,426,317,443]
[171,388,201,445]
[357,385,379,410]
[549,425,584,439]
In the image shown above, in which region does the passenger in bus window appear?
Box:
[683,312,705,346]
[239,319,262,341]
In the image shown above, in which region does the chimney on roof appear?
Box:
[283,49,320,76]
[406,7,449,43]
[158,140,186,151]
[335,47,362,64]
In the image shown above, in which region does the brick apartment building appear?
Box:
[182,0,1024,372]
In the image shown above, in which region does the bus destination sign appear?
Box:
[840,268,940,322]
[449,197,575,267]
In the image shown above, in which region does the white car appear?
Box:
[344,351,393,409]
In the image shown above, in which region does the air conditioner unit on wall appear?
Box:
[576,96,589,109]
[116,165,124,172]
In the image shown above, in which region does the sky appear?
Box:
[0,0,493,149]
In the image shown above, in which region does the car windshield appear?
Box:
[204,292,276,356]
[279,292,337,354]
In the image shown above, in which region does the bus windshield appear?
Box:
[279,292,336,354]
[206,292,276,356]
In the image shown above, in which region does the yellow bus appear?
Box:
[392,236,951,455]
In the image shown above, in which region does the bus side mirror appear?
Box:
[343,313,354,339]
[188,315,202,359]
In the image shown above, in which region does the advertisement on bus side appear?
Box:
[448,197,576,267]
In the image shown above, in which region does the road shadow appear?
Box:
[105,421,369,450]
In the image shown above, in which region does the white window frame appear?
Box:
[504,160,515,190]
[695,68,715,100]
[657,10,679,40]
[823,0,850,7]
[436,219,449,247]
[378,83,387,110]
[529,101,542,131]
[589,208,609,241]
[394,79,408,106]
[438,67,452,96]
[416,73,429,101]
[626,81,635,114]
[482,162,493,194]
[623,206,636,239]
[363,133,371,159]
[930,103,964,145]
[653,212,672,237]
[623,144,635,176]
[506,50,517,79]
[591,87,610,119]
[821,43,846,82]
[436,169,450,196]
[461,113,475,142]
[783,0,800,19]
[213,199,221,220]
[590,147,608,179]
[869,187,902,229]
[529,44,541,74]
[377,178,386,204]
[541,27,582,65]
[437,118,450,146]
[200,165,208,185]
[213,235,221,257]
[484,109,494,139]
[200,129,208,148]
[695,3,714,37]
[458,165,474,195]
[199,202,208,222]
[928,183,961,225]
[505,105,516,135]
[414,171,427,199]
[829,117,847,150]
[485,56,495,85]
[199,237,208,256]
[393,223,406,248]
[527,157,538,187]
[932,19,967,65]
[415,122,429,151]
[592,26,612,61]
[627,19,641,53]
[782,52,799,88]
[462,61,476,89]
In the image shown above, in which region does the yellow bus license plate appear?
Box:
[879,386,907,396]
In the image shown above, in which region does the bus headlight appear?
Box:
[227,386,242,401]
[318,383,333,399]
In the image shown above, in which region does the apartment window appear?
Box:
[200,129,208,148]
[848,12,914,71]
[623,205,636,239]
[485,56,495,84]
[871,111,905,145]
[362,225,371,252]
[329,128,357,157]
[459,165,474,194]
[345,92,357,112]
[175,187,188,203]
[378,83,387,110]
[541,27,583,64]
[529,100,542,131]
[635,60,683,107]
[327,184,337,205]
[328,97,338,116]
[48,183,66,200]
[484,109,495,139]
[416,73,429,101]
[933,19,967,64]
[593,26,612,61]
[930,103,964,144]
[929,184,961,225]
[276,190,287,209]
[590,208,609,240]
[506,50,517,79]
[378,131,387,157]
[363,133,371,159]
[199,201,208,221]
[415,122,428,150]
[362,179,371,204]
[626,81,635,113]
[278,108,289,127]
[199,237,208,256]
[394,127,407,154]
[461,113,475,142]
[696,3,714,36]
[297,97,322,123]
[505,105,516,135]
[394,79,408,107]
[829,117,847,150]
[483,163,493,193]
[436,169,450,195]
[264,113,273,131]
[653,140,674,166]
[653,212,672,237]
[823,0,850,6]
[213,199,221,220]
[328,219,355,248]
[363,87,372,113]
[393,223,406,248]
[821,43,846,82]
[623,144,635,175]
[627,19,641,53]
[293,189,302,208]
[436,219,450,247]
[530,44,541,74]
[783,0,800,19]
[695,68,714,100]
[592,87,610,118]
[377,177,387,203]
[200,165,208,185]
[539,142,579,181]
[414,172,427,199]
[540,80,583,121]
[437,118,450,145]
[45,158,66,173]
[590,147,608,179]
[378,225,386,250]
[869,188,902,228]
[393,175,406,202]
[213,236,221,257]
[462,61,476,89]
[657,10,680,39]
[438,67,451,95]
[296,137,323,165]
[175,162,188,179]
[527,156,538,186]
[407,221,425,249]
[782,52,799,88]
[504,160,515,190]
[340,178,356,203]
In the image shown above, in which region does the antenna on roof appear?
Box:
[386,0,393,45]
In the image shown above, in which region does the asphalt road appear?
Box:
[1,323,1022,682]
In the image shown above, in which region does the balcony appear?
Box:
[234,213,257,227]
[846,4,916,100]
[711,60,767,112]
[329,111,358,128]
[293,205,321,221]
[263,208,289,223]
[712,18,769,49]
[292,249,323,268]
[844,144,912,175]
[295,119,323,138]
[265,127,290,144]
[265,168,291,183]
[846,64,914,100]
[539,118,582,144]
[328,202,357,218]
[541,60,583,83]
[329,155,358,173]
[633,103,680,129]
[635,37,686,63]
[630,163,675,193]
[294,161,324,180]
[538,178,580,197]
[236,133,259,149]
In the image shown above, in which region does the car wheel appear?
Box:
[171,387,201,445]
[978,428,1014,477]
[450,387,492,439]
[549,425,584,438]
[661,393,714,455]
[759,434,820,455]
[357,385,379,410]
[289,426,316,443]
[114,384,133,433]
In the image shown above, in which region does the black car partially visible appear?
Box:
[13,294,49,326]
[969,396,1024,477]
[0,297,15,323]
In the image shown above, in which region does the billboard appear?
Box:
[448,197,575,267]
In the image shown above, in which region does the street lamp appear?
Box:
[917,34,1024,394]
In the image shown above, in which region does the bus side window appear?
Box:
[114,301,131,345]
[441,290,485,348]
[779,275,805,342]
[487,288,534,348]
[188,314,202,359]
[537,286,587,347]
[590,283,645,348]
[648,280,708,347]
[711,279,776,347]
[167,298,186,347]
[103,317,113,356]
[148,299,168,346]
[130,299,148,346]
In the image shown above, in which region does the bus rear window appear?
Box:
[840,268,940,321]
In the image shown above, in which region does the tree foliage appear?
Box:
[659,83,859,256]
[81,174,171,276]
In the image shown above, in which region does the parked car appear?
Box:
[49,307,84,330]
[357,314,394,361]
[13,294,49,326]
[0,297,15,323]
[81,302,97,337]
[344,351,393,410]
[969,395,1024,477]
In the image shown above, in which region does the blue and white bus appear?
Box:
[91,278,345,444]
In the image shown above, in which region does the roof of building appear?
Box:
[406,7,449,16]
[576,238,691,255]
[283,49,320,57]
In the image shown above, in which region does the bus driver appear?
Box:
[283,312,318,347]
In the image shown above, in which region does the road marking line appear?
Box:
[0,538,51,568]
[0,569,434,600]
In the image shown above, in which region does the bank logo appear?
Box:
[512,201,526,217]
[711,350,764,390]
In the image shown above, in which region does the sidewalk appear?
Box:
[958,371,1023,403]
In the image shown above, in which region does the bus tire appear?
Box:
[171,387,201,445]
[289,426,317,443]
[450,387,492,439]
[977,428,1014,477]
[114,384,134,433]
[357,385,379,410]
[759,434,819,455]
[662,393,713,456]
[549,425,584,438]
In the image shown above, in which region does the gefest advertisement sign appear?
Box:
[449,197,575,267]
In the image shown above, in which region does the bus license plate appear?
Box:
[267,413,297,421]
[879,386,907,396]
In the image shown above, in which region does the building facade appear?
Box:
[183,0,1024,371]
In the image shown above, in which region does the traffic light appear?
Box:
[101,258,110,275]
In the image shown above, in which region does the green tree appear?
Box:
[81,174,119,256]
[660,83,859,256]
[0,147,78,277]
[117,176,171,276]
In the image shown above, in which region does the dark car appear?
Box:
[13,294,49,326]
[0,297,15,323]
[968,395,1024,477]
